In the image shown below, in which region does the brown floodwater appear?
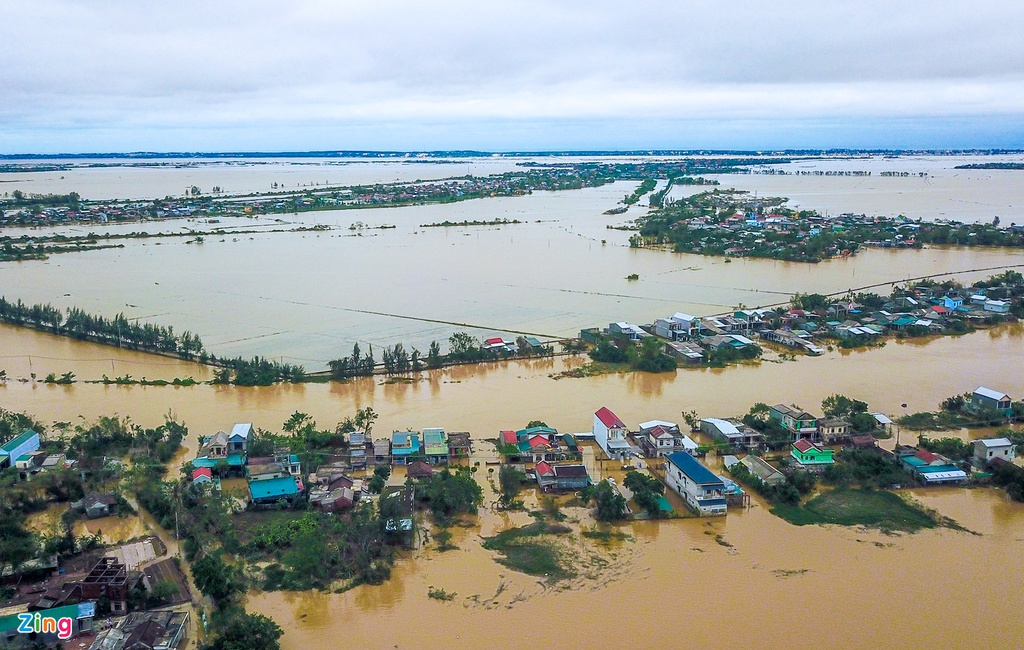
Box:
[4,157,1024,369]
[3,157,1024,647]
[3,320,1024,647]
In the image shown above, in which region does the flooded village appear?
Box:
[2,153,1024,650]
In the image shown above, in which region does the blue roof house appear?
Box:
[391,431,421,465]
[665,451,727,516]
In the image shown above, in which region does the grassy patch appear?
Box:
[427,586,456,601]
[481,521,574,580]
[581,529,634,544]
[770,489,946,533]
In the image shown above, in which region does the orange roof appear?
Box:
[535,461,554,476]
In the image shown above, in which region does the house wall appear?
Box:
[666,463,725,516]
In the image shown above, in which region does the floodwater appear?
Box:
[3,181,1024,368]
[697,153,1024,223]
[3,157,1024,647]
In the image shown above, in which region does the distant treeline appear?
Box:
[328,333,555,380]
[0,297,204,359]
[954,163,1024,170]
[0,191,81,208]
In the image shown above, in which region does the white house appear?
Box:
[228,423,252,455]
[984,299,1010,314]
[973,437,1016,466]
[594,407,631,459]
[665,451,726,516]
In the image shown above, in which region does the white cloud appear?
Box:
[2,0,1022,151]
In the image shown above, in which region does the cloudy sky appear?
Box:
[3,0,1023,152]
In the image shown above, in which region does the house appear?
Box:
[534,461,590,491]
[0,429,40,469]
[664,341,705,363]
[86,609,189,650]
[594,407,631,459]
[608,321,647,342]
[391,430,421,465]
[78,557,132,613]
[348,431,368,470]
[227,423,251,455]
[372,438,392,465]
[664,452,727,516]
[818,418,851,444]
[769,404,819,440]
[14,450,47,480]
[984,299,1010,314]
[898,448,968,484]
[637,420,698,457]
[942,296,964,310]
[973,438,1016,467]
[790,439,835,468]
[248,474,304,506]
[739,455,786,486]
[407,459,434,479]
[447,432,472,459]
[194,430,246,471]
[74,492,118,519]
[654,312,699,340]
[192,467,217,489]
[848,434,879,450]
[700,418,763,450]
[422,428,448,465]
[972,387,1013,415]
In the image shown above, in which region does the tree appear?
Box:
[0,513,37,573]
[525,420,547,429]
[821,394,868,419]
[353,407,378,437]
[205,609,282,650]
[192,553,243,607]
[593,480,627,521]
[426,340,442,368]
[424,467,483,524]
[498,465,527,509]
[368,465,390,494]
[623,471,665,518]
[680,410,700,431]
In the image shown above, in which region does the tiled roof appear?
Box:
[595,407,626,429]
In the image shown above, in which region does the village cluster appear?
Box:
[589,277,1021,362]
[0,376,1019,647]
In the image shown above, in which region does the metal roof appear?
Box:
[701,418,740,435]
[666,451,723,487]
[230,423,252,439]
[248,476,300,500]
[974,386,1010,401]
[975,437,1013,448]
[1,429,38,454]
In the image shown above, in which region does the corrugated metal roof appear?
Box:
[975,437,1013,448]
[974,386,1010,401]
[1,429,37,454]
[701,418,740,436]
[248,476,300,500]
[666,451,722,487]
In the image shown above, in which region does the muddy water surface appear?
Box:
[4,321,1024,647]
